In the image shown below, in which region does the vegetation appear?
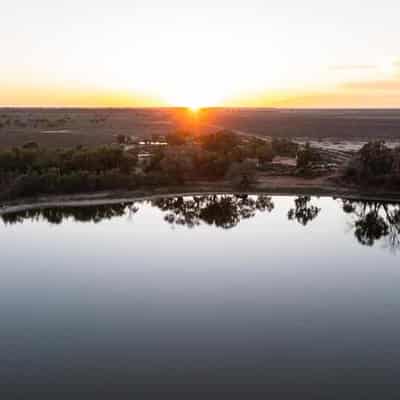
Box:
[5,196,398,252]
[343,141,400,187]
[272,138,299,157]
[226,160,257,189]
[1,195,274,229]
[342,199,400,250]
[145,130,277,184]
[199,130,240,153]
[152,195,274,229]
[296,143,322,171]
[166,131,191,146]
[1,203,137,225]
[2,194,400,253]
[0,146,138,199]
[0,131,261,199]
[288,196,321,225]
[1,129,399,202]
[0,146,137,174]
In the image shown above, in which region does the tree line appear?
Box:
[0,146,138,199]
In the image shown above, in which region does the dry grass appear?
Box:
[1,108,400,149]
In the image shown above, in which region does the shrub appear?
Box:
[226,160,257,188]
[200,130,240,154]
[359,141,393,176]
[0,145,138,175]
[166,131,190,146]
[272,138,299,157]
[343,141,399,186]
[296,143,321,170]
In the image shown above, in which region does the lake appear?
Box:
[1,195,400,396]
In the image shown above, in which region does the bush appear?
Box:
[226,160,257,188]
[166,131,190,146]
[23,142,39,149]
[359,141,393,176]
[255,143,274,163]
[296,143,321,170]
[343,141,400,186]
[2,170,138,200]
[192,151,230,180]
[0,146,138,175]
[200,130,240,154]
[160,151,192,184]
[272,138,299,157]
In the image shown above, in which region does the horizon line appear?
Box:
[1,106,400,111]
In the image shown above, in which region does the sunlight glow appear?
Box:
[378,58,397,76]
[1,1,400,107]
[158,80,227,109]
[189,105,200,113]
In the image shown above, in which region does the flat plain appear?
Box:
[1,108,400,149]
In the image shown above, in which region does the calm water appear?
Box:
[1,195,400,396]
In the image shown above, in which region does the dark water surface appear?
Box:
[1,195,400,396]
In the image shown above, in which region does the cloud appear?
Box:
[329,64,377,71]
[272,92,400,108]
[394,60,400,75]
[342,80,400,91]
[337,56,400,92]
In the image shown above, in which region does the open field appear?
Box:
[0,108,183,148]
[1,108,400,149]
[204,108,400,140]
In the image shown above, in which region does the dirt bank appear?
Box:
[1,176,400,216]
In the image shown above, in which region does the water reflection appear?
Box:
[2,195,400,251]
[342,199,400,250]
[1,202,137,225]
[2,194,400,394]
[152,194,274,229]
[287,196,321,226]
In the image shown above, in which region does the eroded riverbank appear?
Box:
[1,179,400,216]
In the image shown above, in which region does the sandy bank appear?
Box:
[1,178,400,216]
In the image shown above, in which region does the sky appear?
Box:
[1,0,400,107]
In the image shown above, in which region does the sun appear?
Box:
[161,83,224,110]
[186,100,203,112]
[166,93,213,110]
[189,105,200,112]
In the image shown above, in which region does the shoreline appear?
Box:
[1,183,400,215]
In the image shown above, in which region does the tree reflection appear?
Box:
[342,199,400,250]
[1,202,137,225]
[152,194,274,229]
[288,196,321,226]
[1,195,274,228]
[3,195,400,252]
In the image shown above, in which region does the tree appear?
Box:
[200,130,240,154]
[151,195,274,229]
[343,141,396,184]
[159,150,192,184]
[22,142,39,150]
[296,143,321,170]
[359,141,393,176]
[226,160,257,188]
[192,150,230,180]
[272,138,298,157]
[288,196,320,226]
[255,142,274,163]
[116,134,127,145]
[166,131,190,146]
[342,199,400,250]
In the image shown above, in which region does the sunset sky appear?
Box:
[1,0,399,108]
